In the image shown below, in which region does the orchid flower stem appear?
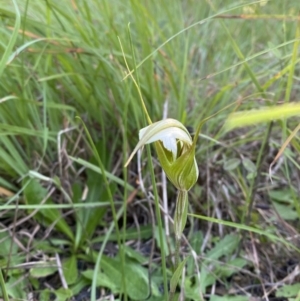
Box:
[174,190,188,269]
[175,235,181,272]
[167,237,181,300]
[168,234,181,301]
[169,190,188,301]
[146,146,168,300]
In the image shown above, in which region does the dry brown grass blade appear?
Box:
[0,187,14,197]
[269,123,300,179]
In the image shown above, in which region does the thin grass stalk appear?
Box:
[146,146,169,300]
[191,212,300,252]
[0,269,9,301]
[121,58,131,301]
[0,0,20,77]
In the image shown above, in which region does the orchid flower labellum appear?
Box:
[125,118,199,191]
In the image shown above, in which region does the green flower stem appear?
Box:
[174,190,188,241]
[169,190,189,301]
[146,146,168,300]
[174,234,181,276]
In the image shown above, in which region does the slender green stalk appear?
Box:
[168,235,181,301]
[146,146,169,300]
[171,190,188,301]
[119,36,152,125]
[0,269,9,301]
[121,47,131,301]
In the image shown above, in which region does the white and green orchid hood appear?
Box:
[125,118,199,191]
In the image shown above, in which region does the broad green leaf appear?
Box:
[84,168,115,235]
[100,255,153,300]
[63,255,78,285]
[30,262,57,278]
[39,287,73,301]
[39,289,52,301]
[223,158,241,171]
[74,165,114,248]
[269,189,293,204]
[69,278,90,296]
[185,277,202,301]
[124,246,148,264]
[53,288,73,301]
[0,232,20,266]
[273,202,298,221]
[6,275,27,300]
[215,258,248,278]
[81,269,118,293]
[200,234,241,293]
[199,265,218,293]
[205,234,240,260]
[276,283,300,297]
[242,158,256,173]
[23,179,74,241]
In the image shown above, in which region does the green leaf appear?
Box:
[273,202,298,221]
[100,255,152,300]
[215,258,248,278]
[170,256,189,293]
[53,288,73,301]
[63,255,78,285]
[124,246,148,264]
[75,166,115,248]
[30,262,57,278]
[223,158,241,171]
[200,234,240,293]
[23,179,74,241]
[276,283,300,297]
[242,158,256,173]
[269,189,293,204]
[39,289,52,301]
[206,234,240,260]
[69,278,90,296]
[81,269,118,293]
[0,232,19,266]
[6,276,27,300]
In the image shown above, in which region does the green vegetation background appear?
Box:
[0,1,300,300]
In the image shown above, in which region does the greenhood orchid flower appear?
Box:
[125,118,199,192]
